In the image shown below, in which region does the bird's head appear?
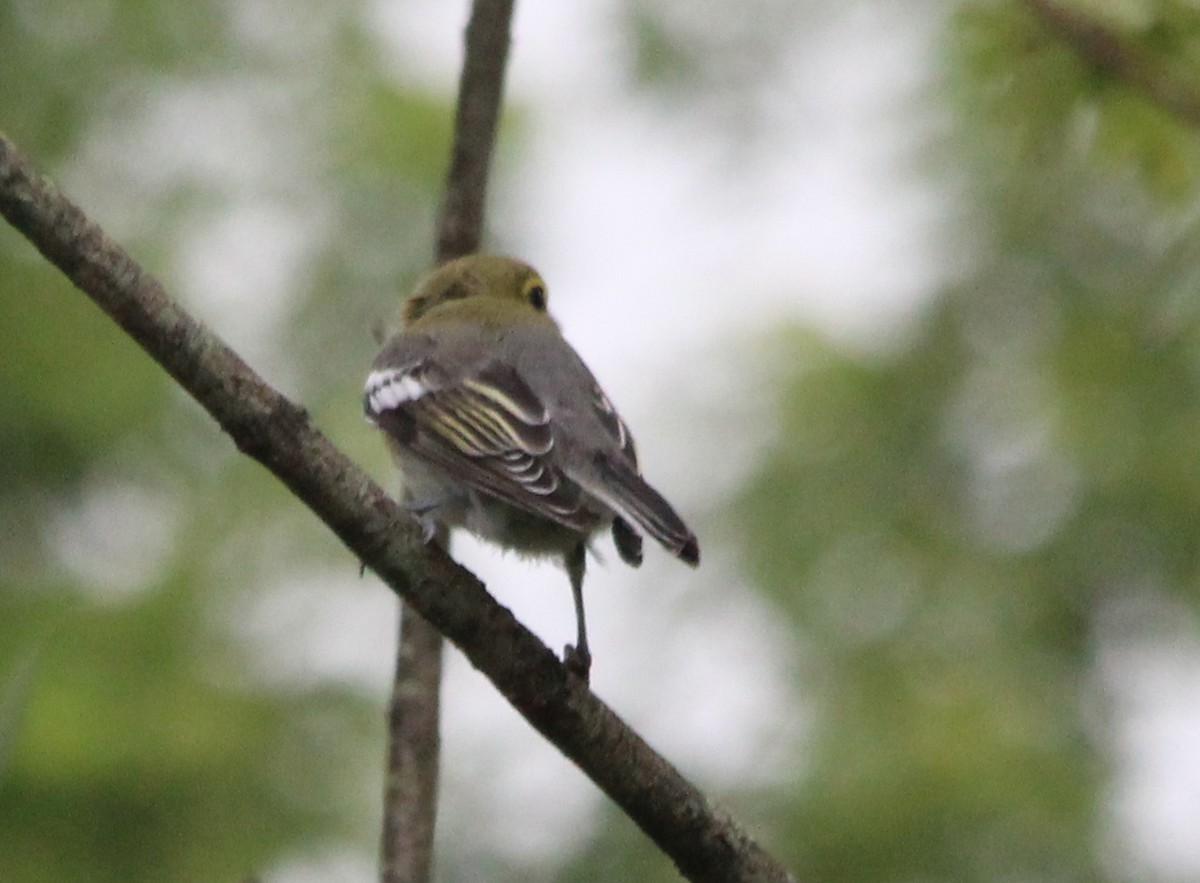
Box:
[402,254,552,328]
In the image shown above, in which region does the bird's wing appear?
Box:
[589,384,639,469]
[549,353,696,565]
[365,357,595,531]
[578,382,643,564]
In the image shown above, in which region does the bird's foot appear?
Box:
[563,643,592,684]
[400,500,442,544]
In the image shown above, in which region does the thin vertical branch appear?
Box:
[381,2,516,882]
[437,0,516,263]
[381,607,444,883]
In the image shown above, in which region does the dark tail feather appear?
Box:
[594,457,699,566]
[611,517,644,567]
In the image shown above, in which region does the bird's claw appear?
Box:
[400,500,441,544]
[563,644,592,684]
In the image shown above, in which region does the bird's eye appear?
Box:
[440,281,470,303]
[526,282,547,310]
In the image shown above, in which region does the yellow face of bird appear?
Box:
[401,254,552,328]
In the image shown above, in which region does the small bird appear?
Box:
[363,254,699,680]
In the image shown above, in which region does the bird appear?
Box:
[363,254,699,681]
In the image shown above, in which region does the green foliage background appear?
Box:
[5,1,1200,881]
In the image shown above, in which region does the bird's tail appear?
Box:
[591,456,699,566]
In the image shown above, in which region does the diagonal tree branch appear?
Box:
[0,131,795,883]
[382,2,516,880]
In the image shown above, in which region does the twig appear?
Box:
[1025,0,1200,126]
[381,2,516,881]
[0,127,794,883]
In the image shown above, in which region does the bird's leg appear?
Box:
[562,541,591,682]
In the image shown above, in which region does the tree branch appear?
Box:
[1025,0,1200,126]
[437,0,515,262]
[382,3,516,880]
[381,605,443,883]
[0,131,795,883]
